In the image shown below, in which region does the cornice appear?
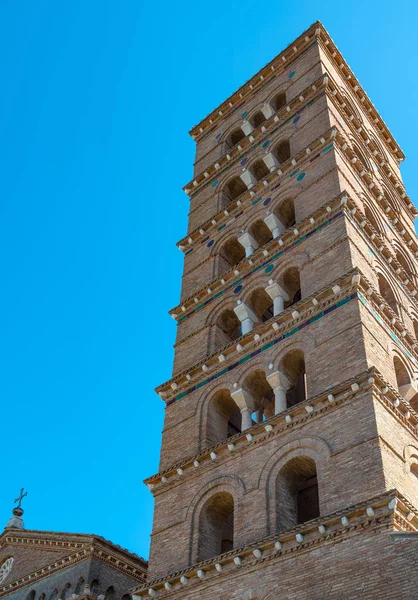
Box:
[183,74,328,198]
[189,22,404,164]
[145,368,418,494]
[132,490,415,598]
[0,534,146,597]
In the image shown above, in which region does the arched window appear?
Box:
[280,267,301,309]
[206,389,242,446]
[413,321,418,341]
[248,288,274,322]
[250,110,266,129]
[274,197,295,229]
[27,591,36,600]
[121,595,131,600]
[250,158,270,181]
[90,580,99,596]
[378,273,398,315]
[272,91,286,112]
[225,127,245,149]
[221,176,247,205]
[249,219,273,248]
[218,237,246,275]
[364,205,384,236]
[49,590,58,600]
[61,584,71,600]
[393,356,418,410]
[272,139,291,164]
[215,308,242,349]
[105,588,115,600]
[352,144,369,172]
[39,595,46,600]
[276,456,319,531]
[396,250,416,285]
[280,349,306,408]
[197,492,234,561]
[75,579,85,595]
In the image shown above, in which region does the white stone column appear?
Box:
[240,169,257,189]
[264,213,286,239]
[261,103,275,119]
[267,371,291,414]
[263,152,279,172]
[241,121,253,136]
[265,280,289,316]
[238,232,258,257]
[231,388,256,431]
[234,301,258,334]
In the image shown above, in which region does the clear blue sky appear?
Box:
[1,0,417,559]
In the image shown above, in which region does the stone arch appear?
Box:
[362,200,386,237]
[404,445,418,480]
[270,194,296,229]
[259,436,331,534]
[248,106,267,129]
[393,243,416,286]
[222,121,246,150]
[187,475,246,564]
[377,271,400,316]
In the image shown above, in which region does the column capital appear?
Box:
[265,281,289,302]
[234,302,258,324]
[231,387,257,411]
[267,370,291,391]
[263,151,279,172]
[264,213,285,236]
[241,121,253,136]
[240,170,257,189]
[238,232,258,251]
[261,104,275,119]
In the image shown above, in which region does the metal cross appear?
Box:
[14,488,28,509]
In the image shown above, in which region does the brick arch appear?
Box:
[195,381,236,452]
[265,81,292,106]
[186,475,246,564]
[237,587,277,600]
[257,436,331,534]
[204,291,242,328]
[373,262,403,313]
[361,198,387,238]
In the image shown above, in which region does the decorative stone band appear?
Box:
[0,539,146,598]
[131,490,414,598]
[145,369,418,493]
[159,268,418,405]
[183,74,328,198]
[180,126,336,254]
[172,192,417,324]
[189,22,404,165]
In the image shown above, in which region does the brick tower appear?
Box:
[135,22,418,599]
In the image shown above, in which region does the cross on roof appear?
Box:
[14,488,27,509]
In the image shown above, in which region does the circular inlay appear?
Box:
[263,197,272,207]
[215,133,222,140]
[240,158,248,166]
[265,264,274,275]
[211,180,219,188]
[288,71,296,78]
[207,239,215,248]
[296,172,306,181]
[252,197,262,206]
[217,224,226,232]
[233,285,243,294]
[241,111,248,118]
[293,116,301,124]
[262,140,270,148]
[0,558,13,584]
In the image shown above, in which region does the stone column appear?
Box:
[265,280,289,316]
[231,387,256,431]
[267,370,291,414]
[234,301,258,334]
[264,213,286,239]
[238,232,258,257]
[240,169,257,189]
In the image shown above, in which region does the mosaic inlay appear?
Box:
[168,290,357,407]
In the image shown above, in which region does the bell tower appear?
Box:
[135,22,418,599]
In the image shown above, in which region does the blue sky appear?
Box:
[1,0,417,559]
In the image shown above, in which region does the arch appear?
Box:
[271,91,287,112]
[248,287,274,322]
[27,592,36,600]
[364,203,384,236]
[395,248,416,285]
[250,158,270,181]
[121,596,131,600]
[242,369,275,421]
[197,491,234,561]
[279,348,306,407]
[221,175,247,206]
[272,139,291,164]
[250,110,266,129]
[260,436,331,534]
[61,584,71,600]
[75,579,85,595]
[225,126,245,150]
[205,389,242,447]
[249,218,273,247]
[276,455,319,531]
[49,591,58,600]
[39,595,46,600]
[413,320,418,341]
[218,236,245,275]
[393,355,418,409]
[90,580,99,596]
[104,589,114,600]
[279,266,301,308]
[378,273,399,315]
[273,196,295,228]
[352,142,371,172]
[214,307,241,349]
